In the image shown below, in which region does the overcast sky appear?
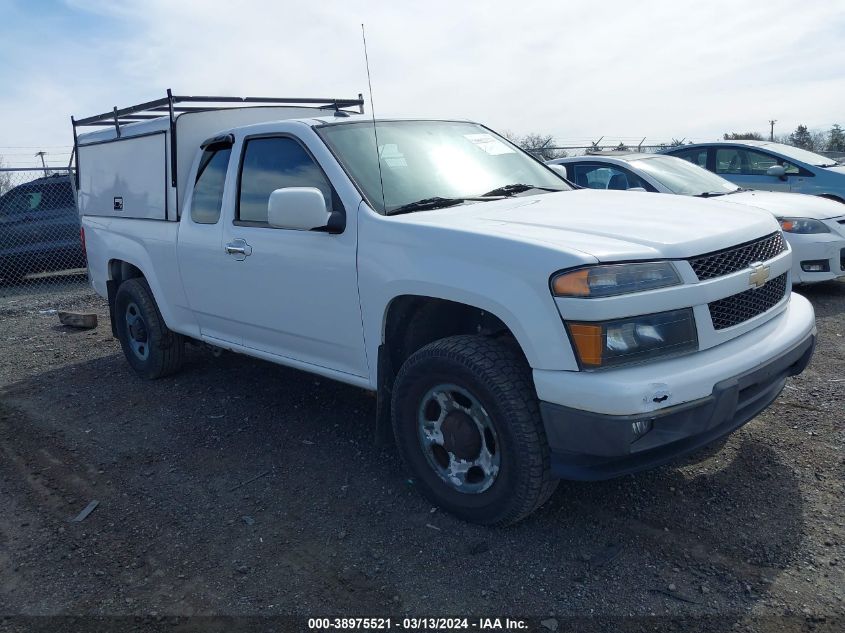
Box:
[1,0,844,167]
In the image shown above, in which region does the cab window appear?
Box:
[237,137,334,224]
[191,147,232,224]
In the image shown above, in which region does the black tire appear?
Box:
[114,277,184,379]
[391,335,557,525]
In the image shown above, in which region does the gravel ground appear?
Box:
[0,281,842,632]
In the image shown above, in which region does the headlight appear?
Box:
[779,218,830,234]
[551,262,680,298]
[567,309,698,369]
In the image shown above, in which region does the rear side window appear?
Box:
[672,148,708,168]
[42,182,74,211]
[237,137,333,224]
[191,147,232,224]
[0,180,73,215]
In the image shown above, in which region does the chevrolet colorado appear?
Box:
[73,93,816,524]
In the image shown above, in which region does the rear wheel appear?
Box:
[114,278,184,379]
[391,335,557,525]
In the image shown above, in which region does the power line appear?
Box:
[0,145,73,149]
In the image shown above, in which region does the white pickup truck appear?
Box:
[73,92,816,525]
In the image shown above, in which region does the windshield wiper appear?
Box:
[387,193,508,215]
[480,183,562,197]
[695,191,728,198]
[386,197,467,215]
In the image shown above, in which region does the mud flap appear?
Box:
[375,344,395,446]
[106,279,118,338]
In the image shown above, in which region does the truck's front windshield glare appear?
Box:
[317,121,570,214]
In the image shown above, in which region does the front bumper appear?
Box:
[787,230,845,284]
[539,326,816,481]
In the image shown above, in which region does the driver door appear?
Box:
[216,134,368,378]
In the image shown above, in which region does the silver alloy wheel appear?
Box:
[124,302,149,361]
[417,384,501,494]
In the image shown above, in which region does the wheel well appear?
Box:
[373,295,525,445]
[106,260,145,338]
[818,194,845,204]
[109,259,144,287]
[383,296,517,371]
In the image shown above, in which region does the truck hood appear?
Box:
[395,189,779,261]
[724,189,844,220]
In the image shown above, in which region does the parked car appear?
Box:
[74,93,816,525]
[0,173,84,283]
[549,153,845,285]
[662,140,845,203]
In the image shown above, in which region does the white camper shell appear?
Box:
[73,91,364,221]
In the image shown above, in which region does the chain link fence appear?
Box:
[0,167,88,299]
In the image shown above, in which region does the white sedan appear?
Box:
[549,152,845,284]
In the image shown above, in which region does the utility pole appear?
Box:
[35,151,47,177]
[768,120,777,141]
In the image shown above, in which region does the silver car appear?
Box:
[549,152,845,285]
[662,140,845,203]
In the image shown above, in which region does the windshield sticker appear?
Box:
[463,133,515,155]
[379,143,408,168]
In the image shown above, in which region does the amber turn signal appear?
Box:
[567,323,603,367]
[551,269,591,297]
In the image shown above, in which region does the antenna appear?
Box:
[361,24,386,212]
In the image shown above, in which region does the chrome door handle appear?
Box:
[225,239,252,261]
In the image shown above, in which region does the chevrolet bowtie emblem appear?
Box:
[749,262,770,288]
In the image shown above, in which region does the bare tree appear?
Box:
[810,130,829,152]
[0,156,12,196]
[502,131,567,160]
[723,131,764,140]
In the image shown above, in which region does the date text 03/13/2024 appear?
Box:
[307,617,529,630]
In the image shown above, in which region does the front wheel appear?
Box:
[114,277,184,379]
[391,335,557,525]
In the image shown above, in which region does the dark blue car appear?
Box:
[0,174,85,283]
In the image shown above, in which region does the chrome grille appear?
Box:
[708,273,788,330]
[689,232,786,280]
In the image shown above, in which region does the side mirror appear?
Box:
[766,165,787,179]
[548,164,567,179]
[267,187,343,233]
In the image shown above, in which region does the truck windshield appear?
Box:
[317,120,570,214]
[633,155,740,197]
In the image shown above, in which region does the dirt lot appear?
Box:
[0,280,842,632]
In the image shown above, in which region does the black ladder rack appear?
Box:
[71,89,365,188]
